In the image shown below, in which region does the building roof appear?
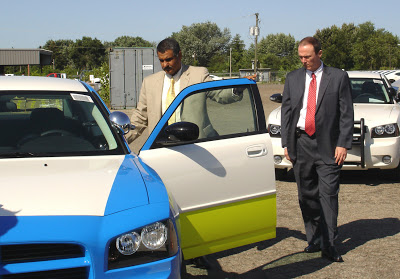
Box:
[0,49,53,66]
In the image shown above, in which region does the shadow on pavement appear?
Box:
[182,218,400,278]
[278,168,399,186]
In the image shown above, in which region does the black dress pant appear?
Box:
[293,132,342,248]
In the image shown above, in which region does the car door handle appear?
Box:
[246,144,268,158]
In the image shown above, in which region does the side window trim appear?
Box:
[150,84,266,149]
[141,79,261,151]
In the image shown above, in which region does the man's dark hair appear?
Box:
[157,38,181,56]
[299,37,322,54]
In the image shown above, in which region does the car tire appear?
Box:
[180,251,187,275]
[275,168,288,181]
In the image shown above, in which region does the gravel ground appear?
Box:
[182,83,400,278]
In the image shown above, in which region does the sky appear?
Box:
[1,0,399,49]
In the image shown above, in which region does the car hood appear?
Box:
[354,104,400,125]
[0,155,149,217]
[267,106,282,125]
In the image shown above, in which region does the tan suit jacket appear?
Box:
[126,64,241,145]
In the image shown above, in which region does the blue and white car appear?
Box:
[0,76,276,278]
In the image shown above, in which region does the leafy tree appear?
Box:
[172,21,231,67]
[207,54,229,73]
[258,33,298,70]
[315,23,357,70]
[69,37,106,71]
[43,39,74,69]
[107,36,154,48]
[92,62,110,106]
[208,34,247,73]
[228,34,247,72]
[350,22,400,70]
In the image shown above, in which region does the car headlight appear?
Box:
[268,124,281,137]
[108,219,179,270]
[371,123,399,138]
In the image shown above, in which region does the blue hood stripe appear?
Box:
[104,155,149,215]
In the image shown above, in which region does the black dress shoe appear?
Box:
[322,246,344,262]
[304,243,321,253]
[190,256,211,269]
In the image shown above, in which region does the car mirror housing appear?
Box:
[395,92,400,103]
[388,87,397,98]
[153,122,199,148]
[110,111,135,135]
[270,93,283,103]
[165,121,199,142]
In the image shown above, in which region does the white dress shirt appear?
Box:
[297,62,324,130]
[162,67,183,121]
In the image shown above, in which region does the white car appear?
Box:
[268,71,400,180]
[373,69,400,83]
[0,76,276,278]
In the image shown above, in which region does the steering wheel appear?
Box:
[40,129,74,137]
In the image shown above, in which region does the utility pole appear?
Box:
[254,13,259,75]
[229,48,232,77]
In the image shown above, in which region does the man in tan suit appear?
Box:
[126,38,250,146]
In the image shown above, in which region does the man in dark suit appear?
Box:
[281,37,353,262]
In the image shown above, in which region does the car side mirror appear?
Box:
[153,122,199,148]
[388,87,397,97]
[109,111,135,135]
[395,92,400,103]
[270,93,283,103]
[165,121,199,142]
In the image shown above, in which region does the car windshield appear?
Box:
[0,91,124,158]
[350,78,391,104]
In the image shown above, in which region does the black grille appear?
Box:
[2,267,87,279]
[1,244,84,263]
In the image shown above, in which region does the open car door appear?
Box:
[138,78,276,259]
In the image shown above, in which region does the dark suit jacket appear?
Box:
[281,66,354,164]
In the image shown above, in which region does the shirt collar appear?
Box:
[166,65,182,80]
[306,61,324,77]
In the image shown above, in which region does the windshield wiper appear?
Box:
[0,152,39,158]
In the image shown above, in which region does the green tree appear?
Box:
[315,23,357,70]
[172,21,231,67]
[258,33,298,70]
[69,37,106,71]
[43,39,74,70]
[207,34,247,73]
[107,36,154,48]
[228,34,247,72]
[314,21,400,70]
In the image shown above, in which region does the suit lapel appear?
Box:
[153,71,165,118]
[294,68,306,110]
[179,64,190,90]
[316,66,331,112]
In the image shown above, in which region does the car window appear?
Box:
[0,91,124,157]
[166,85,257,141]
[350,78,391,104]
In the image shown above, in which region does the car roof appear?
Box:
[0,76,88,92]
[347,71,384,79]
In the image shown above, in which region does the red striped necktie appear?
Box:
[305,73,316,136]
